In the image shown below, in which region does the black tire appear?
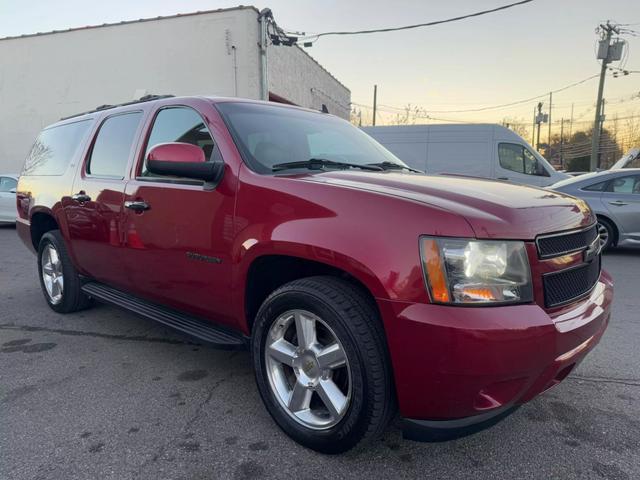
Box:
[251,276,395,454]
[37,230,92,313]
[597,217,615,251]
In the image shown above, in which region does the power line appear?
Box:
[289,0,534,43]
[354,74,600,115]
[353,101,640,127]
[424,74,600,113]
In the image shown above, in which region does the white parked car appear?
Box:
[362,124,570,187]
[0,174,19,224]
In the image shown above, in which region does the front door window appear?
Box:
[498,143,548,177]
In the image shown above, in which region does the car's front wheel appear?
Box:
[251,276,394,453]
[37,230,92,313]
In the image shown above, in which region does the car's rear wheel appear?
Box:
[251,276,394,454]
[37,230,92,313]
[597,218,615,251]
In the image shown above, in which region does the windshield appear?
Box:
[215,102,408,174]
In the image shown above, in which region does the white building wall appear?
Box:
[0,7,351,172]
[0,7,262,172]
[268,45,351,120]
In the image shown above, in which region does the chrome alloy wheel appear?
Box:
[597,222,609,249]
[41,244,64,304]
[264,309,352,430]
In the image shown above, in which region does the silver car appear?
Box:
[550,168,640,250]
[0,174,19,224]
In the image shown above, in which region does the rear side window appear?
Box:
[22,120,92,176]
[87,112,142,178]
[141,107,215,177]
[582,181,607,192]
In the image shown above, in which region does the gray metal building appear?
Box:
[0,6,351,172]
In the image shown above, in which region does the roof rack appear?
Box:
[60,94,174,120]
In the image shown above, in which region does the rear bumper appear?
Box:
[378,271,613,438]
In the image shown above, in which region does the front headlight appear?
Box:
[420,237,533,305]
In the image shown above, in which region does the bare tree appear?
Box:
[390,104,429,125]
[501,117,529,140]
[624,115,640,151]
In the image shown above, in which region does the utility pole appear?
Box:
[536,102,542,151]
[599,98,606,167]
[590,21,623,171]
[535,102,547,152]
[258,9,273,101]
[532,105,536,145]
[372,85,378,126]
[560,118,565,168]
[548,92,552,157]
[569,103,574,139]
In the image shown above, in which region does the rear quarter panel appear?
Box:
[16,118,97,257]
[16,173,76,253]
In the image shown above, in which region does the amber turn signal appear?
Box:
[421,238,450,303]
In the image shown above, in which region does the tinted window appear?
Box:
[22,120,92,176]
[142,107,215,176]
[582,181,607,192]
[88,112,142,178]
[216,102,406,174]
[499,143,546,176]
[0,177,17,192]
[608,175,640,194]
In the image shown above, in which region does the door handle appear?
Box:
[71,192,91,203]
[124,200,150,212]
[609,200,629,206]
[497,177,509,181]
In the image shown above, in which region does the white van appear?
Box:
[362,124,569,187]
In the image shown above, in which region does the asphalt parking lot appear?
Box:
[1,225,639,480]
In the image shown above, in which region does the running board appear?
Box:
[81,282,246,349]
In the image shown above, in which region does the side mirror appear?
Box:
[146,142,223,182]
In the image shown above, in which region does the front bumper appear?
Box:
[377,271,613,440]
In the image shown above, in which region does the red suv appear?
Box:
[16,95,613,453]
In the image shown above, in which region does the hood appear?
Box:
[300,171,594,240]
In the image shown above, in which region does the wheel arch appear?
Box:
[242,251,385,334]
[596,213,619,246]
[30,210,61,250]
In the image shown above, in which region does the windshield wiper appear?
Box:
[272,158,383,172]
[366,161,422,173]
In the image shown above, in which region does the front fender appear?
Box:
[232,169,476,310]
[234,238,389,300]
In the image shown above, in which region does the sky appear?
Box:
[1,0,639,130]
